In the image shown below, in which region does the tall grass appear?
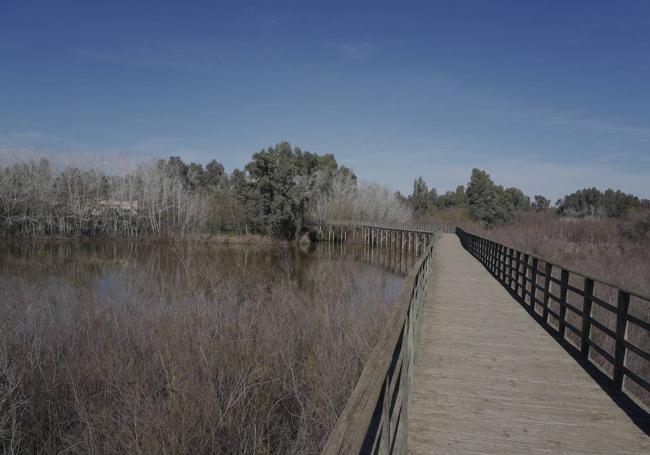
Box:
[419,209,649,294]
[471,210,650,296]
[0,244,401,454]
[475,211,650,407]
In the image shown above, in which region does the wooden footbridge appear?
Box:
[313,220,650,454]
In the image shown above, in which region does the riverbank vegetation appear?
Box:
[0,242,402,454]
[0,142,411,240]
[405,168,650,294]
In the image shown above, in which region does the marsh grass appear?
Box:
[0,243,401,454]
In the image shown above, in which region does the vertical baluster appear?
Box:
[514,251,521,296]
[542,263,552,323]
[380,376,390,454]
[581,278,595,360]
[506,247,512,287]
[399,320,410,455]
[498,245,504,281]
[490,240,494,267]
[521,254,529,300]
[613,290,630,390]
[558,270,569,339]
[480,237,484,263]
[530,258,539,313]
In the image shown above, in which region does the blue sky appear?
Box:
[1,0,649,200]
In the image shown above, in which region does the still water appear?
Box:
[0,240,417,308]
[0,240,421,454]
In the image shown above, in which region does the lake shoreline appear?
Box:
[0,232,290,245]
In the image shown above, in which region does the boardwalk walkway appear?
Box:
[408,234,650,454]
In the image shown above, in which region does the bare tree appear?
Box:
[0,158,208,238]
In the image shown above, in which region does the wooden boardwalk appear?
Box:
[408,234,650,454]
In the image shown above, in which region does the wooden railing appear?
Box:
[321,230,439,454]
[456,228,650,408]
[322,219,439,234]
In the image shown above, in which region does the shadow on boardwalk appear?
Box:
[485,258,650,435]
[408,234,650,455]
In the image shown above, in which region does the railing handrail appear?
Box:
[321,232,439,454]
[313,219,441,234]
[456,227,650,408]
[456,227,650,303]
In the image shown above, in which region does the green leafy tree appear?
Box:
[241,142,348,239]
[466,169,514,225]
[505,187,531,210]
[557,187,642,218]
[436,185,465,209]
[533,195,551,211]
[205,160,225,184]
[186,162,205,190]
[410,177,431,212]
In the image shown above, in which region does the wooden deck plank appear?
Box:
[408,234,649,454]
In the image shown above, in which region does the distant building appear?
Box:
[91,200,139,216]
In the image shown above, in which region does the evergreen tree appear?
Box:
[557,187,642,217]
[533,195,551,211]
[466,168,514,225]
[505,187,531,210]
[410,177,430,212]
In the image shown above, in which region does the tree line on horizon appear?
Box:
[0,142,410,239]
[402,169,650,226]
[2,142,648,239]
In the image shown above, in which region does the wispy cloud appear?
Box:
[359,136,650,200]
[0,146,148,174]
[484,157,650,200]
[253,12,291,31]
[329,42,376,62]
[0,131,82,151]
[474,102,650,140]
[537,111,650,139]
[0,132,208,174]
[72,44,217,73]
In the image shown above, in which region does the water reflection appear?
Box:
[319,241,419,278]
[0,240,415,306]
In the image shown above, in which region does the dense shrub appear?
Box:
[465,168,515,225]
[556,187,648,218]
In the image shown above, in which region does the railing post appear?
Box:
[514,251,521,296]
[613,290,630,390]
[581,278,594,360]
[521,254,529,300]
[530,258,538,312]
[506,248,513,288]
[498,245,504,281]
[482,238,487,263]
[542,263,552,323]
[399,321,410,455]
[490,241,496,275]
[380,376,390,454]
[558,269,569,339]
